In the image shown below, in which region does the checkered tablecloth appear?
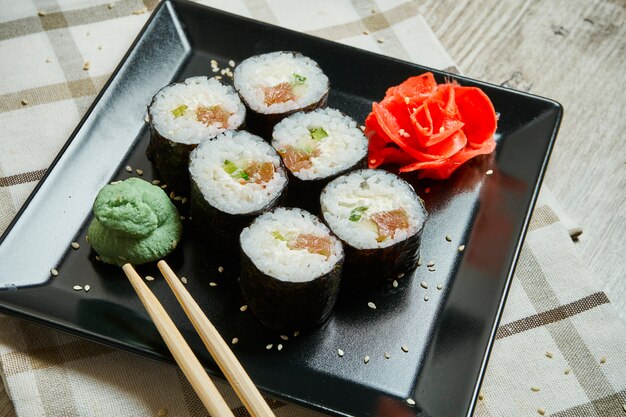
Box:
[1,1,625,416]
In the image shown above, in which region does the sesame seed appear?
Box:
[425,187,431,193]
[293,330,300,337]
[218,266,224,273]
[152,179,161,185]
[277,344,283,351]
[384,352,390,359]
[360,125,366,132]
[108,3,115,9]
[220,69,227,75]
[180,276,187,284]
[21,99,29,106]
[401,345,409,353]
[84,285,91,292]
[145,276,155,281]
[362,30,369,35]
[364,355,370,363]
[420,281,428,289]
[404,97,410,104]
[545,351,554,358]
[209,282,217,287]
[50,268,59,276]
[367,301,376,309]
[125,165,132,172]
[157,408,168,416]
[95,255,100,261]
[436,283,443,290]
[266,344,273,350]
[531,386,540,392]
[71,242,80,250]
[231,337,238,345]
[445,234,452,242]
[417,258,422,267]
[169,191,176,198]
[337,349,344,357]
[82,61,91,71]
[38,11,48,16]
[229,60,235,67]
[600,356,607,364]
[181,197,188,204]
[73,285,83,291]
[179,215,185,221]
[478,391,484,400]
[210,59,217,66]
[406,398,415,406]
[564,367,571,375]
[174,196,183,201]
[392,280,398,288]
[424,294,429,301]
[160,184,167,189]
[240,305,248,312]
[377,39,384,44]
[280,335,289,341]
[397,272,405,279]
[458,245,466,252]
[212,67,219,73]
[136,169,143,176]
[486,169,494,175]
[537,408,545,416]
[427,261,434,267]
[132,7,147,15]
[171,240,177,249]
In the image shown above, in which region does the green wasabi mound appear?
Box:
[87,177,183,266]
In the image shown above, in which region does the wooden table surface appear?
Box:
[1,0,624,415]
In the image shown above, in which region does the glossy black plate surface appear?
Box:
[0,1,562,416]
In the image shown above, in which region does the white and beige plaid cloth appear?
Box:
[1,1,625,416]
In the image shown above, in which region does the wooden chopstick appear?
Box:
[157,260,275,417]
[122,264,235,417]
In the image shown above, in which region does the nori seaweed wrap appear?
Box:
[271,108,368,214]
[146,76,245,194]
[233,51,329,139]
[320,169,427,291]
[239,208,344,332]
[188,130,288,252]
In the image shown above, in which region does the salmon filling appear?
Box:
[196,105,231,127]
[370,208,409,242]
[263,82,294,105]
[287,233,333,259]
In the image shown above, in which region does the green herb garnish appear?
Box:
[272,231,286,241]
[171,104,188,118]
[293,73,307,85]
[223,160,249,181]
[348,206,368,222]
[309,127,328,141]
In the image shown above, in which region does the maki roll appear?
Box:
[189,130,288,252]
[233,51,329,138]
[147,76,245,193]
[320,169,427,290]
[239,208,343,332]
[272,108,368,213]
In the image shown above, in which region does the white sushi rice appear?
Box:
[240,208,343,283]
[189,131,287,214]
[320,170,426,249]
[233,51,329,114]
[150,76,245,145]
[272,108,368,179]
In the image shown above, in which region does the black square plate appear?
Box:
[0,1,562,416]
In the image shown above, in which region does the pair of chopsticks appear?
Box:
[122,261,275,417]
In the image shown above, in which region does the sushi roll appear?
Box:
[272,108,368,213]
[147,76,245,193]
[239,208,343,332]
[189,130,288,252]
[320,169,427,290]
[233,51,329,138]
